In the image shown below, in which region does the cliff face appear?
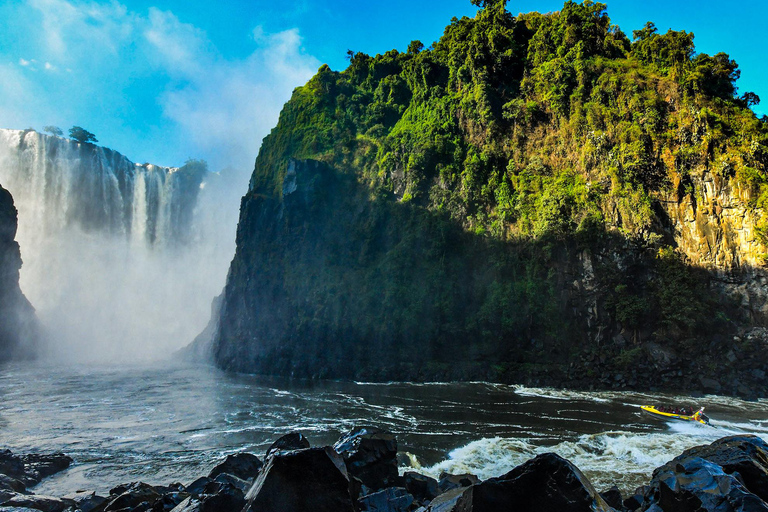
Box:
[0,184,39,360]
[210,1,768,394]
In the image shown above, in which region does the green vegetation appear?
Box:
[43,125,63,137]
[68,126,98,144]
[224,0,768,381]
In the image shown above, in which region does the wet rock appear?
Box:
[104,482,161,511]
[61,491,107,512]
[150,492,186,512]
[357,487,414,512]
[641,456,768,511]
[184,477,211,496]
[624,486,649,511]
[0,451,71,488]
[600,485,624,510]
[404,471,439,503]
[437,473,479,494]
[673,435,768,503]
[334,427,398,491]
[242,446,354,512]
[207,453,262,481]
[265,433,310,459]
[424,486,472,512]
[0,475,26,493]
[0,494,73,512]
[471,452,614,511]
[211,473,250,493]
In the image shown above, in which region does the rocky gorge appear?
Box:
[3,430,768,512]
[201,0,768,396]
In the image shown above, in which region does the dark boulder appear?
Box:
[104,482,161,511]
[0,451,71,488]
[334,427,398,491]
[265,432,310,459]
[471,452,614,512]
[600,485,624,510]
[424,486,473,512]
[640,456,768,511]
[624,486,649,511]
[437,473,479,494]
[357,487,415,512]
[242,446,354,512]
[0,474,27,493]
[404,471,439,503]
[0,494,74,512]
[61,491,107,512]
[184,477,211,496]
[211,473,250,493]
[207,453,263,481]
[675,435,768,503]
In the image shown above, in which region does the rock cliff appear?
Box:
[0,184,40,360]
[208,0,768,394]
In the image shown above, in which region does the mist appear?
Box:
[0,129,244,363]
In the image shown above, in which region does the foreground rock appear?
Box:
[242,446,354,512]
[5,432,768,512]
[632,435,768,512]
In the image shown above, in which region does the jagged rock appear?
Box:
[152,491,187,512]
[624,486,649,511]
[104,482,161,511]
[670,436,768,503]
[211,473,250,493]
[61,491,107,512]
[0,451,71,488]
[640,457,768,511]
[0,474,26,493]
[265,432,310,459]
[424,487,472,512]
[17,454,72,486]
[184,477,211,496]
[334,427,399,491]
[471,452,614,511]
[242,446,354,512]
[357,487,415,512]
[600,485,624,510]
[207,453,262,481]
[0,494,73,512]
[437,473,479,494]
[404,471,439,503]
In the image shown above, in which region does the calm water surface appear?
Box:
[1,361,767,495]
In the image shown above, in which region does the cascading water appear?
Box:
[0,129,232,361]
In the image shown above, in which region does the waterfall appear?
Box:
[0,129,230,362]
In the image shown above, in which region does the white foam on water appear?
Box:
[409,418,768,492]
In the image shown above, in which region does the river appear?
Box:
[1,361,766,497]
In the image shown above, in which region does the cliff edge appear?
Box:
[208,0,768,395]
[0,183,40,360]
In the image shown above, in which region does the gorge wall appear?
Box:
[0,129,231,361]
[209,1,768,395]
[0,183,40,360]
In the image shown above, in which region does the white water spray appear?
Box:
[0,129,235,362]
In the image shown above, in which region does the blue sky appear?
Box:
[1,0,765,175]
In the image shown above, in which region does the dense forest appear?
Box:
[213,0,768,394]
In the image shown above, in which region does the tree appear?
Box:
[68,126,98,144]
[43,125,63,136]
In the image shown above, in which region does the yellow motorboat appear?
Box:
[641,405,710,425]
